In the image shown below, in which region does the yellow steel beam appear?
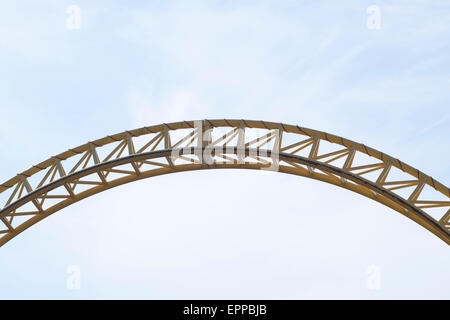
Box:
[0,119,449,247]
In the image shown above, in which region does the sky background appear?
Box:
[0,0,449,299]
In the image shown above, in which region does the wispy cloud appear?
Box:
[1,0,449,299]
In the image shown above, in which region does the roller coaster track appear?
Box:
[0,119,449,246]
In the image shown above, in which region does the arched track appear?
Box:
[0,119,449,246]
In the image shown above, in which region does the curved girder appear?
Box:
[0,119,449,246]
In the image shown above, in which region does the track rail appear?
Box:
[1,119,449,246]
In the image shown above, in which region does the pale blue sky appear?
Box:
[0,0,449,299]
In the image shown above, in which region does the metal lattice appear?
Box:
[0,119,449,246]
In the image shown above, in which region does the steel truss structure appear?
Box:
[0,119,449,246]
